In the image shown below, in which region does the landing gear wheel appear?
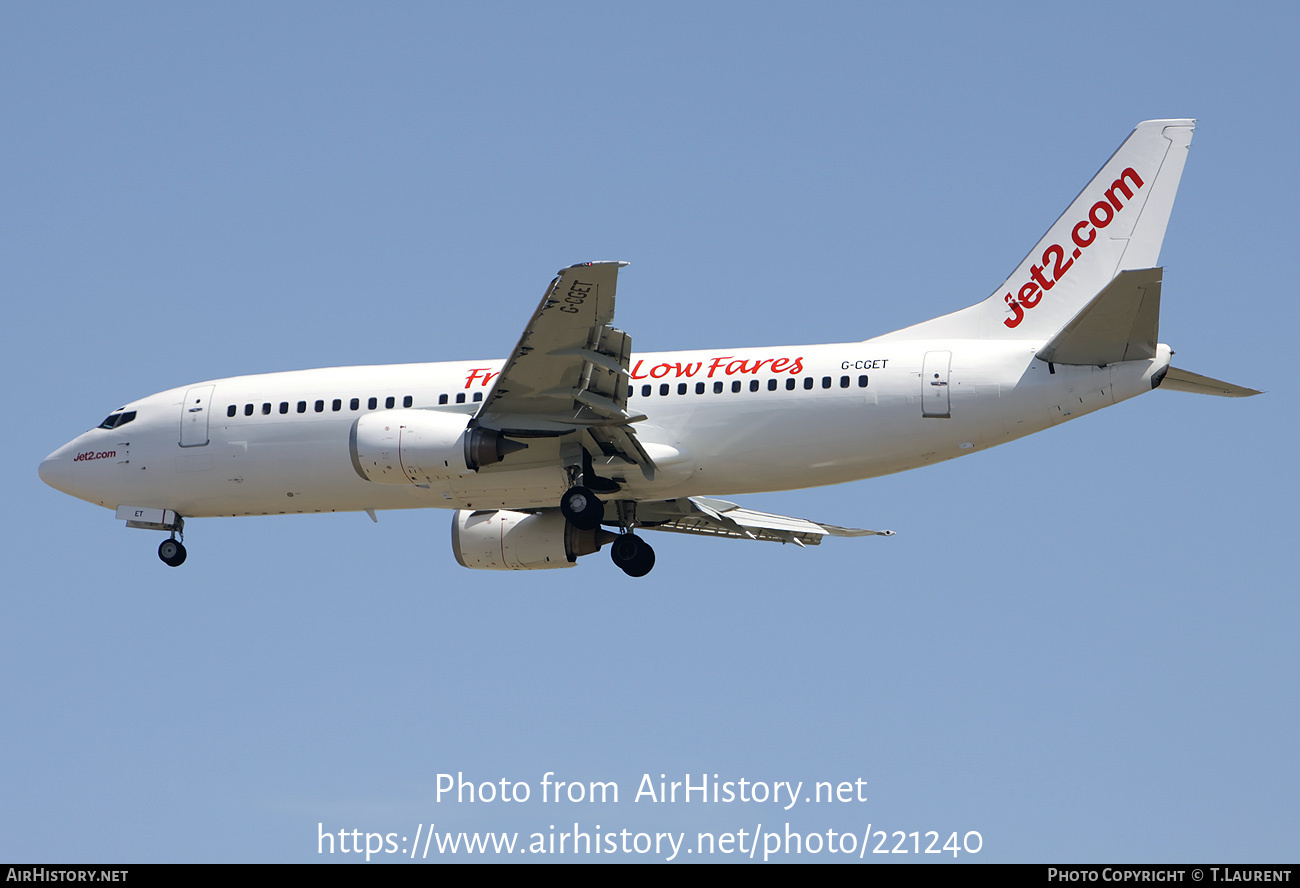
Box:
[158,538,187,567]
[610,533,655,577]
[560,486,604,530]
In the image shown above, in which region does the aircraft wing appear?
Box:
[472,261,656,476]
[635,496,895,547]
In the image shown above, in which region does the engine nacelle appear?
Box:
[349,410,525,484]
[451,509,614,571]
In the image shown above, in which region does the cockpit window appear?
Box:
[97,411,137,430]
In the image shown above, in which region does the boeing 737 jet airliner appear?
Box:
[39,120,1257,576]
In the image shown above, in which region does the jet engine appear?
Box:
[451,509,615,570]
[349,410,525,484]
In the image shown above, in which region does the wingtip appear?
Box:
[562,260,630,272]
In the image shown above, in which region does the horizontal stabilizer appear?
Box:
[1158,367,1261,398]
[1037,268,1162,365]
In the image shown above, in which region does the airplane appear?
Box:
[38,119,1258,577]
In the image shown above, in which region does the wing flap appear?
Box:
[635,497,894,546]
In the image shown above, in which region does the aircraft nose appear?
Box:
[38,448,71,493]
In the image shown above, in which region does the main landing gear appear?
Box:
[609,532,655,578]
[158,536,187,567]
[560,448,621,531]
[561,457,656,577]
[560,485,604,531]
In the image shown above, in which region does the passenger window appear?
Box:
[315,400,325,413]
[821,377,831,389]
[768,379,778,391]
[713,381,723,393]
[659,384,669,396]
[642,385,651,397]
[859,375,869,387]
[368,397,377,410]
[785,379,795,391]
[732,381,741,393]
[332,399,342,412]
[472,392,482,402]
[750,380,759,392]
[245,404,254,416]
[227,405,236,418]
[455,393,465,404]
[692,383,702,395]
[403,396,413,407]
[385,396,395,409]
[803,378,814,390]
[348,398,358,410]
[297,401,307,413]
[279,402,289,414]
[627,386,633,397]
[438,394,448,405]
[679,383,689,395]
[840,376,850,388]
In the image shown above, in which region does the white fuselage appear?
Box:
[39,339,1170,519]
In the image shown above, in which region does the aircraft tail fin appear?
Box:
[872,119,1195,343]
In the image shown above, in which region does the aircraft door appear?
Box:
[922,351,951,418]
[180,385,215,447]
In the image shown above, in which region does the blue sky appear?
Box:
[3,2,1295,863]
